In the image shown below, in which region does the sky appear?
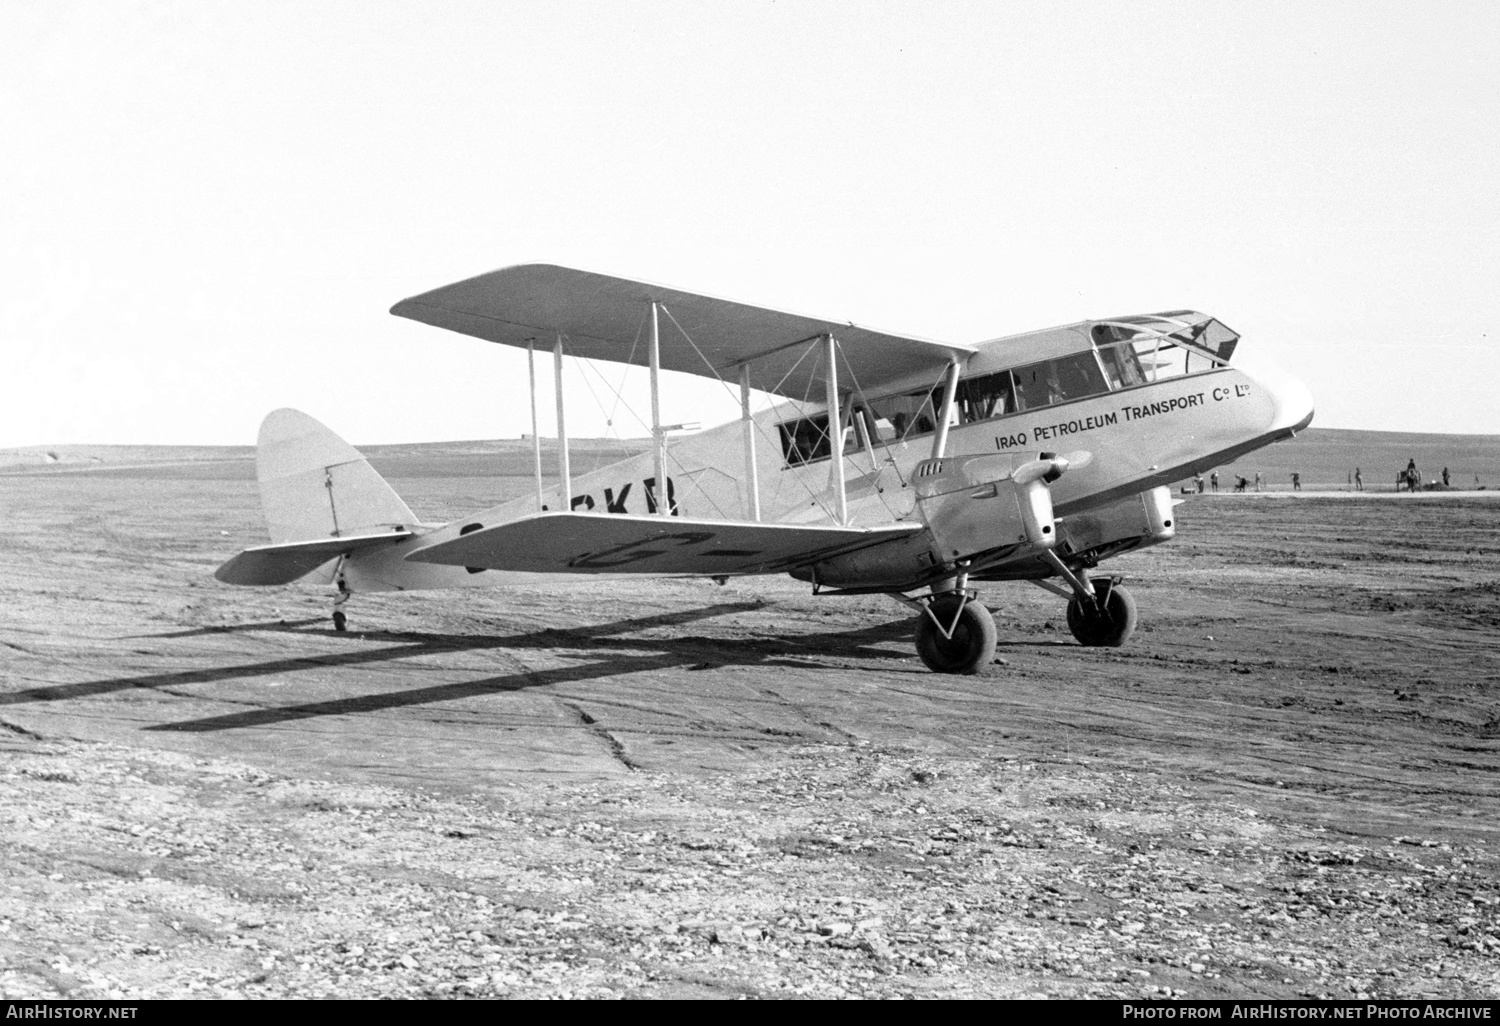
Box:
[3,0,1498,446]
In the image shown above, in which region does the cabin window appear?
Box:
[779,407,884,466]
[779,414,839,466]
[861,389,952,442]
[954,371,1016,423]
[1011,352,1110,411]
[778,387,961,467]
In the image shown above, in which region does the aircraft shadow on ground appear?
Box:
[2,602,917,733]
[128,618,329,639]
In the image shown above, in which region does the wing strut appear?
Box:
[649,301,669,517]
[553,335,571,504]
[740,363,760,521]
[824,333,848,525]
[528,340,544,512]
[931,358,961,459]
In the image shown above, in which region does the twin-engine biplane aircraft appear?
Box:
[216,264,1314,674]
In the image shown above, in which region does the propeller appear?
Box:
[1013,449,1093,486]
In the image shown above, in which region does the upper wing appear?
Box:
[403,512,922,576]
[389,264,973,400]
[215,530,414,586]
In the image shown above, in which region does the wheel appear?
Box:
[332,610,347,632]
[915,594,997,674]
[1066,582,1137,647]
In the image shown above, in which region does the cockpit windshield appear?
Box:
[1091,312,1238,386]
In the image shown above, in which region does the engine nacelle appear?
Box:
[912,453,1058,561]
[1055,485,1175,557]
[794,451,1113,590]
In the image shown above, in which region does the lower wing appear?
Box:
[404,513,922,576]
[216,530,414,586]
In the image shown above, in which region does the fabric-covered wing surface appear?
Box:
[389,264,971,400]
[215,530,414,586]
[404,512,922,576]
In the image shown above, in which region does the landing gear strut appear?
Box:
[1039,550,1137,648]
[332,576,350,632]
[1065,579,1137,647]
[896,581,997,675]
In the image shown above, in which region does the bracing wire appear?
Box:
[604,311,646,431]
[831,340,907,522]
[575,358,617,438]
[579,356,654,438]
[836,351,953,495]
[657,305,840,523]
[557,307,736,523]
[577,307,649,438]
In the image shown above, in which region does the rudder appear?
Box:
[257,409,416,543]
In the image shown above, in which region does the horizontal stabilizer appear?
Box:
[215,530,413,586]
[404,513,922,576]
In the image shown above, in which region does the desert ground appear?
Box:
[2,430,1499,999]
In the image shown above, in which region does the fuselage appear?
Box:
[341,311,1313,593]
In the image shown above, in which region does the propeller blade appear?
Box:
[1013,459,1054,485]
[1014,450,1093,485]
[1059,449,1093,470]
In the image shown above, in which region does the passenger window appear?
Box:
[779,384,970,467]
[1012,352,1109,411]
[779,415,835,466]
[860,390,950,442]
[954,371,1016,424]
[777,406,886,466]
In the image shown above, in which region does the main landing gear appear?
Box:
[895,554,1140,673]
[1065,580,1137,647]
[1040,550,1137,648]
[898,579,997,675]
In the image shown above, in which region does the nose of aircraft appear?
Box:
[1237,350,1315,434]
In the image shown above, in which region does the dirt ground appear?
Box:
[2,465,1500,999]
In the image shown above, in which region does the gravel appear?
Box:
[3,731,1497,999]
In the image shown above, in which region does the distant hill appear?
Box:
[0,438,650,481]
[5,428,1496,492]
[361,438,651,480]
[1210,428,1500,492]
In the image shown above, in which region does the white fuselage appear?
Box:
[340,332,1313,594]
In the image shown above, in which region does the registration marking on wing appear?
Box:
[404,513,923,576]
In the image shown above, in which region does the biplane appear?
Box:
[216,264,1314,674]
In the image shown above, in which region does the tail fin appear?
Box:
[257,408,415,542]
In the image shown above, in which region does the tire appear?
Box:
[332,610,348,632]
[1066,582,1137,647]
[915,595,998,674]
